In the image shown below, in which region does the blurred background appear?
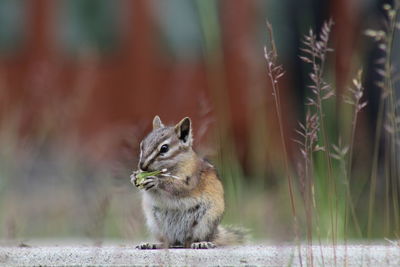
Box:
[0,0,399,244]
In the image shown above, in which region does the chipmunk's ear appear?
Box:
[153,115,164,130]
[175,117,192,146]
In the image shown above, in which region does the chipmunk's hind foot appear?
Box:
[190,241,216,249]
[136,243,164,249]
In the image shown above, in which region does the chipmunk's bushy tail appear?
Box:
[213,225,249,246]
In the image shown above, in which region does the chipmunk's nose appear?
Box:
[139,161,148,171]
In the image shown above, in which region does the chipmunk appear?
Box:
[131,116,247,249]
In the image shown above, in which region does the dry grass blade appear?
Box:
[300,20,338,256]
[300,19,335,105]
[341,69,365,238]
[264,20,302,267]
[294,109,326,267]
[365,1,400,237]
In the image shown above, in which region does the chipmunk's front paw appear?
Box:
[130,170,140,185]
[142,176,158,191]
[136,243,163,249]
[190,242,216,249]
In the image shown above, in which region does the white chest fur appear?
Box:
[142,192,215,246]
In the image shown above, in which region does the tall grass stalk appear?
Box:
[337,69,367,264]
[299,20,338,264]
[382,2,400,237]
[295,111,325,267]
[342,70,366,238]
[264,21,302,267]
[365,1,400,237]
[330,138,348,265]
[385,2,400,236]
[367,93,385,237]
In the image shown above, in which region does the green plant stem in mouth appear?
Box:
[135,169,165,189]
[134,169,180,189]
[136,170,164,180]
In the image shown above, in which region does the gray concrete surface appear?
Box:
[0,243,399,266]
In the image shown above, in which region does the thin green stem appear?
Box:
[384,140,391,237]
[367,95,385,237]
[386,12,400,236]
[311,43,337,247]
[308,31,337,263]
[344,104,363,238]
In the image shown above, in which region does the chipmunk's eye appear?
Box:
[160,144,169,154]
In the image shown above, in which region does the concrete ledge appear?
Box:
[0,244,399,266]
